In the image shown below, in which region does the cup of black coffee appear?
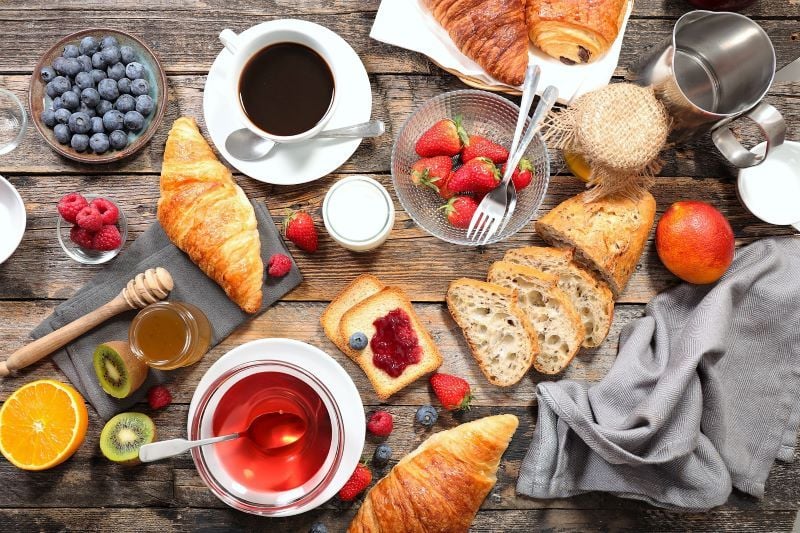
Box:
[219,24,338,143]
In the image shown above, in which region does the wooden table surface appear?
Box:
[1,1,799,531]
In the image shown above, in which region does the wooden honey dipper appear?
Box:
[0,267,174,378]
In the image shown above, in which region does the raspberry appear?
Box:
[267,253,292,277]
[366,410,393,437]
[90,197,119,225]
[75,205,103,231]
[147,385,172,410]
[69,225,95,249]
[92,224,122,251]
[57,193,88,223]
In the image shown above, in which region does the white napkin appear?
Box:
[370,0,633,104]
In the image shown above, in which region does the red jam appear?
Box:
[371,308,422,377]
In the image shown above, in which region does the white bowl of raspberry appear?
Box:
[56,193,127,264]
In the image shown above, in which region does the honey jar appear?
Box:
[129,301,212,370]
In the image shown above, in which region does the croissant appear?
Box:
[158,117,263,313]
[348,414,519,533]
[423,0,529,86]
[525,0,627,64]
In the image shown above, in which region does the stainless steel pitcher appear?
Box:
[629,10,785,167]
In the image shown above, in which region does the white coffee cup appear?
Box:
[737,140,800,232]
[218,20,339,143]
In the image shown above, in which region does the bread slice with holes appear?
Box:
[446,279,538,387]
[487,262,584,375]
[504,246,614,348]
[321,274,385,354]
[338,288,443,399]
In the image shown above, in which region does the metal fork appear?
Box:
[467,84,559,245]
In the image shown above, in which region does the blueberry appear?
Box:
[50,76,71,96]
[78,103,96,118]
[74,71,94,90]
[97,78,119,101]
[51,96,64,110]
[130,78,149,96]
[109,129,128,150]
[372,443,392,466]
[45,82,59,99]
[41,109,56,128]
[91,52,107,70]
[119,45,137,65]
[61,91,79,111]
[53,56,67,74]
[135,94,154,116]
[71,84,83,96]
[100,35,119,50]
[115,93,136,113]
[80,36,99,56]
[76,55,92,73]
[54,108,71,125]
[95,99,113,117]
[81,87,101,108]
[53,123,71,144]
[123,110,145,132]
[101,46,121,66]
[68,112,92,134]
[90,116,105,134]
[40,66,56,83]
[309,523,328,533]
[63,44,80,58]
[415,405,438,427]
[116,77,131,95]
[71,133,89,152]
[107,62,126,81]
[62,58,82,77]
[102,109,124,131]
[89,132,110,154]
[89,68,107,84]
[125,62,145,80]
[349,332,368,350]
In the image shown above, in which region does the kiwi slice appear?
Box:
[100,412,156,464]
[93,341,148,399]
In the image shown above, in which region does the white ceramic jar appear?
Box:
[323,175,395,252]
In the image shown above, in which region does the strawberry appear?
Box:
[440,196,478,229]
[57,192,88,223]
[92,224,122,251]
[267,253,292,277]
[284,210,318,252]
[447,157,500,194]
[462,135,509,164]
[502,158,534,190]
[338,463,372,501]
[147,385,173,410]
[366,410,393,437]
[430,373,473,411]
[410,156,452,192]
[437,170,456,200]
[415,116,468,157]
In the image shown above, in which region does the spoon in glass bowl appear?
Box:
[138,410,307,463]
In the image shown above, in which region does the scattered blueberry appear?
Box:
[116,77,131,95]
[40,66,56,83]
[70,133,89,152]
[95,99,113,117]
[90,68,107,84]
[109,129,128,150]
[91,52,107,70]
[80,87,101,108]
[61,91,79,111]
[78,103,96,118]
[349,332,368,350]
[100,35,119,50]
[415,405,438,427]
[80,36,100,56]
[101,46,121,66]
[53,56,67,74]
[89,132,110,154]
[68,112,92,134]
[102,109,124,131]
[63,44,80,58]
[54,108,72,125]
[74,71,94,90]
[91,116,105,134]
[107,62,126,81]
[372,443,392,466]
[53,123,71,144]
[309,522,328,533]
[76,55,92,73]
[123,110,145,132]
[41,109,56,127]
[115,94,135,113]
[130,78,149,96]
[135,94,154,116]
[62,58,82,77]
[97,78,119,101]
[119,45,136,65]
[125,62,145,80]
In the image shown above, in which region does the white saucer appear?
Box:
[0,175,25,264]
[738,141,800,229]
[203,20,372,185]
[187,338,365,516]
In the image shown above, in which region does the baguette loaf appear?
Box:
[504,246,614,347]
[446,279,538,387]
[535,191,656,297]
[487,262,584,374]
[321,274,385,354]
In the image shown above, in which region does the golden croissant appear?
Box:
[158,117,263,313]
[423,0,529,86]
[348,414,519,533]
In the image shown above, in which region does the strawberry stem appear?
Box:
[453,115,469,147]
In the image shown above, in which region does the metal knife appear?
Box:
[774,56,800,83]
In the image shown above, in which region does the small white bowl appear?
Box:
[0,175,26,264]
[323,175,395,252]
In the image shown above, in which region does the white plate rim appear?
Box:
[0,175,26,264]
[737,140,800,226]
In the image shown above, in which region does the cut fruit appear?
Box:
[100,412,156,465]
[0,379,88,471]
[564,151,591,183]
[94,341,148,399]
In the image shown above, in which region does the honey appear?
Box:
[129,301,211,370]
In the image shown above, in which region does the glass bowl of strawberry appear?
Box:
[391,90,550,246]
[56,192,127,264]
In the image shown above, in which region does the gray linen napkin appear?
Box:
[517,236,800,511]
[30,201,302,421]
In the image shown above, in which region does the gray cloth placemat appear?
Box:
[30,201,302,421]
[517,236,800,511]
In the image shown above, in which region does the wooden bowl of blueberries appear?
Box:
[29,29,167,163]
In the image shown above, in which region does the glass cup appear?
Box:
[0,89,27,156]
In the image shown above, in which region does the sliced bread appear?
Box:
[321,274,385,354]
[446,278,538,387]
[338,288,443,399]
[487,262,584,375]
[535,191,656,297]
[504,246,614,348]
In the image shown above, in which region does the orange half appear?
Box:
[0,379,89,471]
